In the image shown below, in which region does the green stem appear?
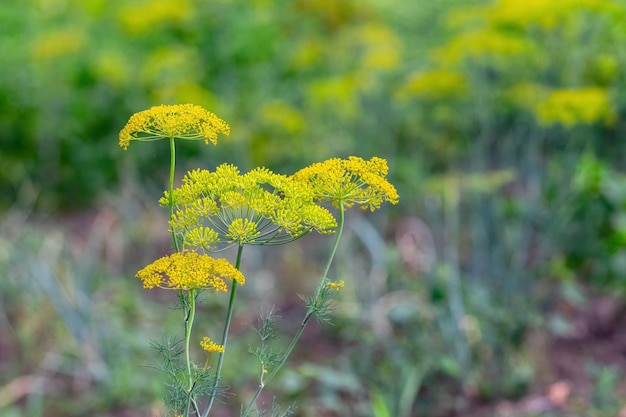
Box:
[168,137,193,414]
[241,202,345,417]
[203,244,244,417]
[317,202,345,297]
[184,289,197,415]
[169,137,180,252]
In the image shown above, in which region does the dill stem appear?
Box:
[241,202,345,417]
[203,244,244,417]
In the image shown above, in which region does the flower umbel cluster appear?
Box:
[136,251,245,290]
[293,156,399,211]
[119,104,230,149]
[161,164,337,249]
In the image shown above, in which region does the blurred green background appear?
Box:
[3,0,626,415]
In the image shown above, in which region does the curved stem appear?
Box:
[183,289,197,415]
[168,137,180,252]
[203,244,244,417]
[241,203,345,417]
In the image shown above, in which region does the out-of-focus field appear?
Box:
[3,0,626,416]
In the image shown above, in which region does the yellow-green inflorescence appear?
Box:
[136,251,245,291]
[292,156,399,211]
[119,103,230,149]
[161,164,338,250]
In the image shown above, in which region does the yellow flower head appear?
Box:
[200,337,224,353]
[119,104,230,149]
[161,164,337,249]
[293,156,399,211]
[135,251,244,290]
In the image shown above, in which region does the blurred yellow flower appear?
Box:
[293,156,399,211]
[357,23,402,72]
[447,0,615,31]
[534,87,615,126]
[118,0,192,35]
[119,104,230,149]
[31,28,86,60]
[434,28,534,65]
[485,0,612,30]
[397,69,467,100]
[136,251,244,291]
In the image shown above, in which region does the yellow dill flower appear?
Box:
[119,104,230,150]
[162,164,337,248]
[327,280,345,291]
[135,251,244,290]
[293,156,399,211]
[200,337,224,353]
[534,87,615,127]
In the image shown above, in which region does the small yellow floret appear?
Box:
[327,280,345,291]
[226,218,261,244]
[200,337,225,353]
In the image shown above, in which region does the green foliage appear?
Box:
[0,211,163,416]
[545,154,626,293]
[0,0,411,209]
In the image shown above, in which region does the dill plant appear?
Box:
[119,104,398,416]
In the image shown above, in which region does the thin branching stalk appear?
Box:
[203,244,244,417]
[317,202,345,299]
[241,202,345,417]
[169,137,180,252]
